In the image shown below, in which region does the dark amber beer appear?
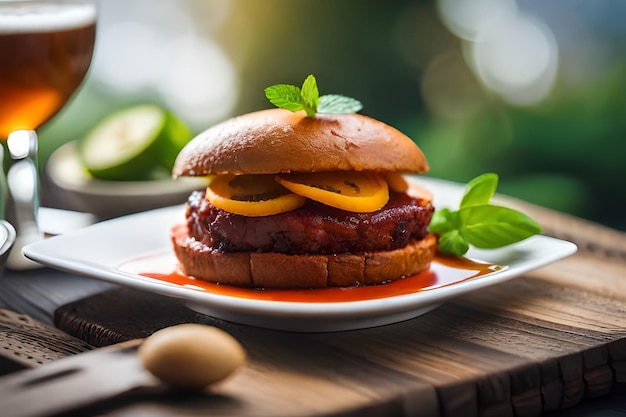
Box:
[0,1,96,138]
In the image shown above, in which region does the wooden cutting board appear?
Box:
[53,202,626,417]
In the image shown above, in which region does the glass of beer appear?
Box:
[0,0,97,269]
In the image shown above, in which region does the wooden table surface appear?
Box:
[1,198,626,416]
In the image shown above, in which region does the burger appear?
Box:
[170,108,436,289]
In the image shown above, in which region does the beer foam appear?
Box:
[0,2,96,34]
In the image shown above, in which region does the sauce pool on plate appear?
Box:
[120,253,505,303]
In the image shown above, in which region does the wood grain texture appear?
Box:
[53,261,626,415]
[50,201,626,416]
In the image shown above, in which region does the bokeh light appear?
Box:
[469,12,558,105]
[437,0,517,41]
[81,0,236,128]
[439,0,558,106]
[420,51,485,122]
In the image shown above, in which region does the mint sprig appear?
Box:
[428,173,542,256]
[265,74,362,117]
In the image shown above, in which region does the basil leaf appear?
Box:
[264,84,303,112]
[318,94,363,114]
[428,208,460,234]
[438,230,470,256]
[300,74,319,117]
[458,205,543,249]
[460,172,498,209]
[427,172,542,257]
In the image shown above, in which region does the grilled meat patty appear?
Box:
[185,190,434,255]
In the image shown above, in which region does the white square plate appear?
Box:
[24,177,577,332]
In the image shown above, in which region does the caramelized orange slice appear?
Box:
[206,174,306,216]
[386,172,433,202]
[385,172,409,193]
[276,171,389,212]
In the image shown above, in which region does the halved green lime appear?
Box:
[158,110,193,171]
[79,104,192,181]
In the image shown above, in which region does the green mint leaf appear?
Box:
[428,208,460,234]
[460,172,498,209]
[438,230,470,256]
[318,94,363,114]
[265,74,362,117]
[264,84,304,112]
[458,205,543,249]
[300,74,319,117]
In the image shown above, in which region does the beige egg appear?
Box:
[139,324,245,390]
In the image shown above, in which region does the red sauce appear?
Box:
[122,253,504,303]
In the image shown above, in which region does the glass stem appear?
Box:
[2,130,43,269]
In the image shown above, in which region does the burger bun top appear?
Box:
[173,109,428,177]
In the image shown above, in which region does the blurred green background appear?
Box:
[39,0,626,231]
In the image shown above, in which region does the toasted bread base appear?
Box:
[171,224,437,289]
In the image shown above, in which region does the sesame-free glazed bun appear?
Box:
[173,108,428,177]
